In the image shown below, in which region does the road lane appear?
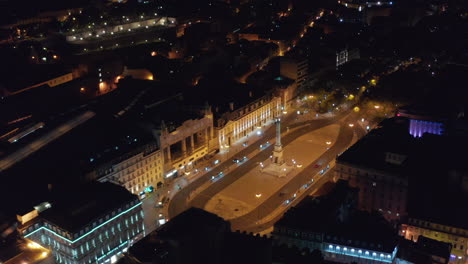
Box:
[168,112,350,218]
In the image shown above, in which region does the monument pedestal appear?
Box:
[263,162,293,177]
[263,118,293,177]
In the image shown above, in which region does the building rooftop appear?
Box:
[128,208,273,264]
[405,133,468,230]
[156,207,229,239]
[398,103,459,122]
[337,117,414,174]
[1,63,71,94]
[39,182,137,233]
[189,77,272,120]
[275,181,398,252]
[396,236,451,264]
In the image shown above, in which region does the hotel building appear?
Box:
[19,183,144,264]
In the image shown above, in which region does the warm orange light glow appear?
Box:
[27,242,41,249]
[99,82,106,91]
[80,87,85,92]
[115,75,123,83]
[255,193,262,198]
[151,51,157,56]
[52,55,58,59]
[374,105,380,109]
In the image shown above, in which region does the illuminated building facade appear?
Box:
[408,119,444,138]
[217,94,281,148]
[336,47,360,67]
[400,218,468,264]
[20,183,145,264]
[158,110,217,177]
[95,146,164,195]
[272,181,399,264]
[397,105,448,138]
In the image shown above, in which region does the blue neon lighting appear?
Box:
[96,241,129,261]
[25,202,142,244]
[325,245,393,263]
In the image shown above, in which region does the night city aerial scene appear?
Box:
[0,0,467,263]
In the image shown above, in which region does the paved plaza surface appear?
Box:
[204,124,340,220]
[168,111,362,232]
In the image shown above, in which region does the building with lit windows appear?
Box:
[336,47,360,67]
[334,118,413,222]
[400,218,468,264]
[272,181,399,264]
[150,106,217,177]
[395,235,452,264]
[94,144,164,195]
[0,215,55,264]
[20,183,145,264]
[279,56,308,89]
[216,92,281,149]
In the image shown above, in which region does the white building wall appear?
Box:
[218,96,281,148]
[98,150,164,195]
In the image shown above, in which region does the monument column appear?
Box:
[273,118,284,165]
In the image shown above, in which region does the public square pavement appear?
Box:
[204,124,340,220]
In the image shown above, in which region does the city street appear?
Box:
[229,115,359,232]
[203,123,341,220]
[167,110,357,220]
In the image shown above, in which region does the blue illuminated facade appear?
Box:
[22,200,145,264]
[408,119,444,138]
[323,243,397,263]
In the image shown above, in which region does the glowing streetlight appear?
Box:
[255,193,262,198]
[348,123,354,127]
[374,105,380,109]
